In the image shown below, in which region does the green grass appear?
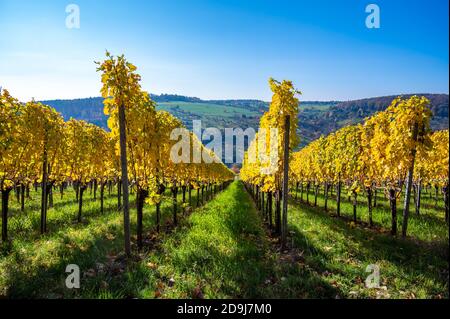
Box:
[157,102,259,118]
[142,181,338,298]
[0,181,448,299]
[287,185,449,298]
[290,185,448,243]
[300,103,335,112]
[0,185,202,298]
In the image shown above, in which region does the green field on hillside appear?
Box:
[157,102,260,118]
[300,103,335,112]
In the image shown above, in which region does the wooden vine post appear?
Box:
[281,115,290,249]
[118,103,131,257]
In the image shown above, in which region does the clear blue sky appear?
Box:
[0,0,448,102]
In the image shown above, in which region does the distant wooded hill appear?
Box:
[299,93,449,145]
[41,93,449,149]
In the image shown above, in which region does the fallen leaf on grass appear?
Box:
[106,233,115,240]
[96,263,105,273]
[84,268,96,278]
[330,280,339,288]
[192,287,204,299]
[146,262,157,270]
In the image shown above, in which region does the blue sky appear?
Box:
[0,0,448,101]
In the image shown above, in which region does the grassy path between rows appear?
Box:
[2,180,447,298]
[144,181,338,299]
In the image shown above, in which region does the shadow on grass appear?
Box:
[289,200,449,287]
[162,182,341,298]
[2,224,126,298]
[1,187,214,298]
